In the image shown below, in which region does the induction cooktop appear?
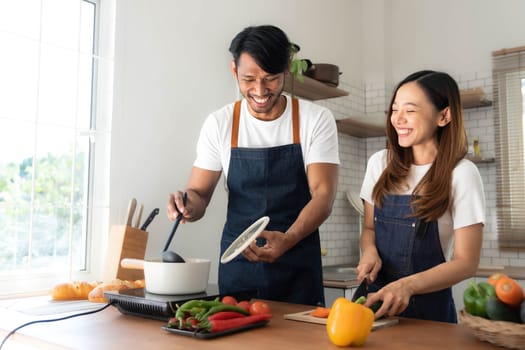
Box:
[104,286,256,321]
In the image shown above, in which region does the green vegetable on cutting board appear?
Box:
[463,281,497,318]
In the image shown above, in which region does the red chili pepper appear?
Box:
[206,313,272,332]
[207,311,247,321]
[185,317,200,329]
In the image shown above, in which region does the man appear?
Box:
[167,25,339,306]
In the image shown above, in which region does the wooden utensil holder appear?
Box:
[103,225,148,282]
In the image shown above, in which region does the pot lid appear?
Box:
[346,189,364,216]
[220,216,270,264]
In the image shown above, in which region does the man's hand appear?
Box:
[241,230,294,263]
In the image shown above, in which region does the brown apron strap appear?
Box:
[231,98,300,147]
[292,97,300,144]
[231,100,241,148]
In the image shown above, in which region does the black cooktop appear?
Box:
[104,286,256,321]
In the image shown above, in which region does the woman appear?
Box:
[357,70,485,323]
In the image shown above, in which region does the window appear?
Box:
[0,0,113,295]
[493,45,525,248]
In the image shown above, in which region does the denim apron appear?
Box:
[218,98,324,306]
[370,194,457,323]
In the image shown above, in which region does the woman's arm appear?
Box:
[357,201,382,282]
[365,223,483,318]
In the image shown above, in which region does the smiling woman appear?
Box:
[0,0,113,296]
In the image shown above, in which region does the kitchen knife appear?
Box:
[140,208,160,231]
[134,203,144,228]
[351,277,368,302]
[125,198,137,227]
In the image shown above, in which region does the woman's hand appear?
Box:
[365,278,414,319]
[357,249,382,284]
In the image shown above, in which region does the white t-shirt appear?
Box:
[360,149,485,259]
[193,95,340,178]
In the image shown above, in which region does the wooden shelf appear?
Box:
[336,116,385,138]
[284,75,349,100]
[287,81,491,136]
[460,87,492,109]
[465,156,495,164]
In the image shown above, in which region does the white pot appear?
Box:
[121,258,211,295]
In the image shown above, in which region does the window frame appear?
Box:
[0,0,114,297]
[493,46,525,248]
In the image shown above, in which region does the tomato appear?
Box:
[495,277,524,307]
[487,273,508,287]
[249,301,271,315]
[236,300,251,312]
[221,295,238,305]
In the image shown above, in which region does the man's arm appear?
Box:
[284,162,339,247]
[167,166,222,222]
[244,163,338,262]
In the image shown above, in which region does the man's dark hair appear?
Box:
[229,25,291,74]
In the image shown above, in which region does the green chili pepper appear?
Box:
[463,281,496,318]
[175,298,222,328]
[198,303,250,321]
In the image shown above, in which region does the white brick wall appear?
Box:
[314,73,525,267]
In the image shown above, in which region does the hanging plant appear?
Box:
[290,43,309,83]
[289,43,310,96]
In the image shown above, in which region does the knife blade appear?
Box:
[351,277,368,302]
[134,203,144,228]
[125,198,137,227]
[140,208,159,231]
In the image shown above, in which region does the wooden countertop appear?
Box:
[0,298,501,349]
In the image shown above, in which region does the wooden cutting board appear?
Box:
[284,310,399,330]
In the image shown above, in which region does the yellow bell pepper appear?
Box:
[326,297,374,347]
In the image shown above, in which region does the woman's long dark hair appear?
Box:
[373,70,468,221]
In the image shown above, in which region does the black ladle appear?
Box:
[162,192,187,263]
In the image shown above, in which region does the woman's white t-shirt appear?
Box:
[194,95,340,178]
[360,149,485,259]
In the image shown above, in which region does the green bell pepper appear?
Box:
[463,281,496,318]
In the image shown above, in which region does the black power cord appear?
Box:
[0,302,115,349]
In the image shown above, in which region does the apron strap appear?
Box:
[230,98,300,148]
[292,97,300,144]
[231,100,242,148]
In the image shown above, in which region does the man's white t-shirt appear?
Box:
[194,95,340,178]
[360,149,485,259]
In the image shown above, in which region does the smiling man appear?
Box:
[167,25,339,306]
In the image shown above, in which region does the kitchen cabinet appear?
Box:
[322,265,360,306]
[283,75,349,100]
[324,287,356,307]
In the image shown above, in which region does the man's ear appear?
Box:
[437,107,452,127]
[230,60,237,78]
